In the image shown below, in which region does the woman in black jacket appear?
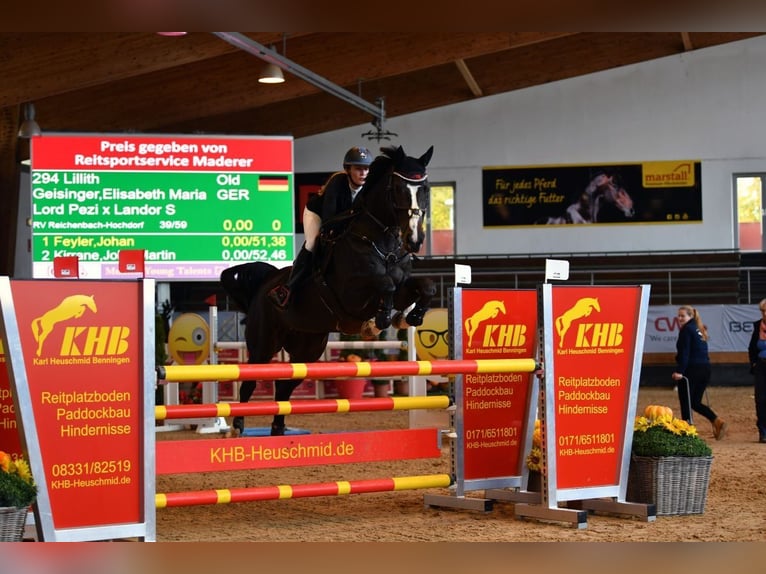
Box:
[746,298,766,443]
[671,305,727,439]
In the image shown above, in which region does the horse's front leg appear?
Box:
[374,276,396,330]
[393,276,436,327]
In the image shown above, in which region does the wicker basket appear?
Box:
[0,506,29,542]
[626,455,713,516]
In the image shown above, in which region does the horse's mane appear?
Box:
[363,148,395,192]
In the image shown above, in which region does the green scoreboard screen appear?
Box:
[30,133,294,281]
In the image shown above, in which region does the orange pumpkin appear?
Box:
[644,404,673,420]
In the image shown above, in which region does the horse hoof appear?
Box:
[232,416,245,437]
[375,313,392,330]
[406,308,426,326]
[270,423,286,436]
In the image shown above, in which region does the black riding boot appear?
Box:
[268,246,313,308]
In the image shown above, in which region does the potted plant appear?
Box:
[0,450,36,541]
[627,405,713,515]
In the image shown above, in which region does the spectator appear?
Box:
[671,305,727,439]
[747,298,766,443]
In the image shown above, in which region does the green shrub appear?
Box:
[0,468,37,508]
[631,425,712,457]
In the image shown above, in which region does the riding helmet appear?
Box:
[343,146,373,167]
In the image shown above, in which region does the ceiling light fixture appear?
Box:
[259,62,285,83]
[258,43,286,84]
[213,33,384,127]
[18,102,41,138]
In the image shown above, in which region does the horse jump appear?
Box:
[154,357,538,508]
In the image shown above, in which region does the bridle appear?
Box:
[354,169,428,265]
[391,170,428,220]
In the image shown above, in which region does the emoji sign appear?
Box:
[167,313,210,365]
[414,308,449,362]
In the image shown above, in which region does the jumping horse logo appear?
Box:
[464,300,506,347]
[555,297,600,348]
[31,294,98,356]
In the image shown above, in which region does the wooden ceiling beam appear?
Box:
[27,33,579,133]
[681,32,694,51]
[0,32,311,107]
[454,59,483,97]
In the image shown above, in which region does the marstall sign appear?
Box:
[482,160,701,227]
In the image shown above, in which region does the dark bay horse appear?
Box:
[220,145,436,435]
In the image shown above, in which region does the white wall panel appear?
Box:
[295,36,766,257]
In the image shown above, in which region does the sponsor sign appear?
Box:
[8,280,145,529]
[643,304,758,354]
[546,285,644,489]
[156,428,440,474]
[459,289,538,480]
[482,160,702,226]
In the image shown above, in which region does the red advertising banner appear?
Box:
[10,280,145,529]
[460,289,537,480]
[549,285,640,489]
[0,340,23,459]
[156,428,440,474]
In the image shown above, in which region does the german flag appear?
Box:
[258,176,289,192]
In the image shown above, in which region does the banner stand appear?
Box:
[424,287,540,512]
[0,277,156,541]
[514,283,656,528]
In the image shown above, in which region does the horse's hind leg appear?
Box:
[231,380,258,436]
[273,333,329,436]
[270,379,302,435]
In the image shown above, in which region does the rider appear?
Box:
[268,146,374,308]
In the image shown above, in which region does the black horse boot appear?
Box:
[268,246,313,308]
[232,416,245,437]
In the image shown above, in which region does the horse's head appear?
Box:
[587,172,635,221]
[365,146,434,253]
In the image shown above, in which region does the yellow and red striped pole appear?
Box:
[158,358,539,383]
[156,395,449,420]
[156,474,452,508]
